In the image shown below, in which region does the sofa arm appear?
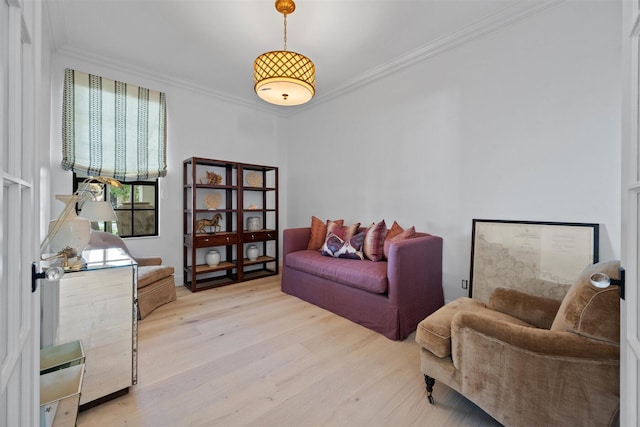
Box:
[450,310,619,427]
[283,228,312,258]
[452,310,619,363]
[487,287,562,330]
[387,233,444,322]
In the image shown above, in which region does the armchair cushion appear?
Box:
[551,260,621,344]
[416,297,531,358]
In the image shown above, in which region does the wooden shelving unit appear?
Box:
[183,157,278,291]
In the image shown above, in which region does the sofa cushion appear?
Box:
[321,231,365,260]
[286,250,388,293]
[363,220,388,262]
[550,260,621,344]
[416,297,531,357]
[138,265,175,289]
[307,216,344,250]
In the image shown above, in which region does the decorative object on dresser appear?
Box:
[204,192,222,209]
[246,245,259,261]
[40,176,123,271]
[195,213,223,234]
[199,170,223,185]
[183,157,279,292]
[246,171,263,187]
[247,216,262,231]
[206,250,221,267]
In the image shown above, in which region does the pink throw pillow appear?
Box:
[363,220,388,262]
[383,226,416,259]
[307,216,344,250]
[321,231,365,260]
[326,221,360,241]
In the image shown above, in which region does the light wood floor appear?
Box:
[77,276,501,427]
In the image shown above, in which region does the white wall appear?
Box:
[283,1,622,302]
[47,1,621,302]
[49,55,282,284]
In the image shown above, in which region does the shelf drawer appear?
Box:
[186,232,237,247]
[243,230,276,242]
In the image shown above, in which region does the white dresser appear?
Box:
[56,248,138,409]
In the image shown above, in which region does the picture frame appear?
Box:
[470,219,599,303]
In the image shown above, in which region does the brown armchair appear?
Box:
[86,231,177,319]
[415,260,621,426]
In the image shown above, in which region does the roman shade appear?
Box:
[62,69,167,181]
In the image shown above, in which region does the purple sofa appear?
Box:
[281,227,444,340]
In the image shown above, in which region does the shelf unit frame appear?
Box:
[183,157,278,291]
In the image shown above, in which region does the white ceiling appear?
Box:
[45,0,560,113]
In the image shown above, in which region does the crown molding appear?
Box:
[48,0,564,118]
[54,45,289,117]
[291,0,565,116]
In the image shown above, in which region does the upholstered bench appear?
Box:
[86,231,177,319]
[136,264,176,319]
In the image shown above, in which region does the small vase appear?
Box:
[205,249,221,267]
[247,216,262,231]
[246,245,259,261]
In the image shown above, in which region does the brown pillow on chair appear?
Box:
[550,260,621,344]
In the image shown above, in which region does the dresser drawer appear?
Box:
[243,230,276,242]
[191,232,237,247]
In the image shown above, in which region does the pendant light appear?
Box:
[254,0,315,106]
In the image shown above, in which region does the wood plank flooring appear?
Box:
[77,276,501,427]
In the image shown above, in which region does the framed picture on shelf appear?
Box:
[470,219,599,303]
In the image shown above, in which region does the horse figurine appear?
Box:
[195,213,223,234]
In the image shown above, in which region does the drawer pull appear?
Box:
[251,234,255,240]
[226,237,230,242]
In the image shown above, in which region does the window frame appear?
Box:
[73,173,159,238]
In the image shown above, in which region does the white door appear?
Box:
[1,0,42,425]
[622,2,640,425]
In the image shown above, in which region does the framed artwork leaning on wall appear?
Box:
[470,219,599,303]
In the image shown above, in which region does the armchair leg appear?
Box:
[424,374,435,404]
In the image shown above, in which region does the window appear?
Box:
[74,173,159,237]
[63,69,166,238]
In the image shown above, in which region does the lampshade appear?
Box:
[254,51,315,105]
[254,0,315,106]
[79,201,118,223]
[47,195,91,256]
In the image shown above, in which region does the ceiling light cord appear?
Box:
[283,14,288,51]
